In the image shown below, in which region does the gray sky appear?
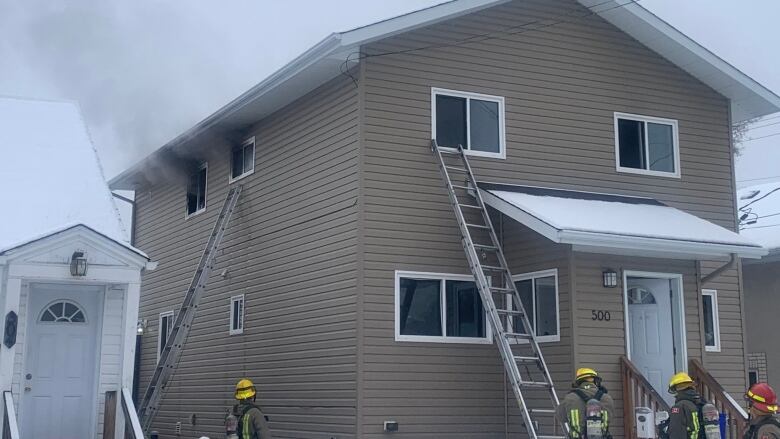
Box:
[0,0,778,186]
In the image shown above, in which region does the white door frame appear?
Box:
[20,282,105,439]
[623,270,688,373]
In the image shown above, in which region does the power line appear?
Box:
[749,120,780,131]
[738,175,780,183]
[741,223,780,230]
[741,186,780,210]
[744,131,780,142]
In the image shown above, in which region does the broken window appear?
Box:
[616,114,679,176]
[231,137,255,180]
[433,88,504,157]
[512,270,560,342]
[186,164,207,216]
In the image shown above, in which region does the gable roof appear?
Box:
[0,97,144,257]
[110,0,780,189]
[738,182,780,254]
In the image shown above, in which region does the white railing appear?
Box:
[2,392,19,439]
[121,388,144,439]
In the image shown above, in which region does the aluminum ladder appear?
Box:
[137,185,243,433]
[431,140,566,439]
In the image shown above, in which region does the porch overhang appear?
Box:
[479,183,767,260]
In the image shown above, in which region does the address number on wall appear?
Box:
[591,310,611,321]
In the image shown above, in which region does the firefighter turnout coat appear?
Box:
[669,389,703,439]
[556,382,615,438]
[746,415,780,439]
[237,400,273,439]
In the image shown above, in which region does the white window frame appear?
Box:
[614,112,681,178]
[229,136,256,183]
[702,289,721,352]
[510,269,561,343]
[229,294,245,335]
[431,87,506,159]
[394,270,492,344]
[157,310,174,362]
[185,162,208,219]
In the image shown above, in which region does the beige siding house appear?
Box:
[110,1,780,437]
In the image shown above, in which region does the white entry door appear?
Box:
[21,285,101,439]
[627,278,676,403]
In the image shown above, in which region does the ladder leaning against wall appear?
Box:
[431,139,566,439]
[137,185,243,433]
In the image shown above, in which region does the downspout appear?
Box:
[701,254,737,285]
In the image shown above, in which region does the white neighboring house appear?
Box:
[0,97,154,438]
[739,183,780,388]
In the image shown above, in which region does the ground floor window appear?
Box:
[702,289,721,352]
[512,269,560,343]
[395,271,489,343]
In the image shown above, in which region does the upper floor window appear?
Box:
[614,113,680,178]
[512,269,560,343]
[186,163,207,217]
[230,294,245,335]
[395,271,489,344]
[432,88,505,159]
[702,289,721,352]
[158,310,174,362]
[231,137,255,181]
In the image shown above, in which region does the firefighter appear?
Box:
[234,379,273,439]
[745,382,780,439]
[557,367,614,439]
[667,372,703,439]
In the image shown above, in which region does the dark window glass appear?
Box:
[470,99,500,153]
[243,143,255,174]
[648,122,675,172]
[399,278,442,336]
[435,95,467,148]
[232,298,243,331]
[71,311,85,323]
[159,314,172,354]
[618,118,645,169]
[186,167,207,215]
[703,295,715,347]
[231,147,244,178]
[535,276,557,337]
[41,310,56,322]
[514,279,534,334]
[749,371,758,386]
[445,280,485,338]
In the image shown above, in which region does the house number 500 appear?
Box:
[591,310,611,321]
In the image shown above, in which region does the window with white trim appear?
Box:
[702,289,721,352]
[158,310,174,362]
[395,271,489,343]
[614,113,680,177]
[231,137,255,181]
[230,294,245,335]
[186,163,208,216]
[432,88,505,158]
[511,269,560,343]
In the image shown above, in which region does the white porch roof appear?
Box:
[479,183,766,259]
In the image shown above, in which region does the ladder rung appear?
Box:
[437,147,460,155]
[529,409,556,415]
[497,309,523,316]
[482,265,506,271]
[514,355,539,363]
[537,436,566,439]
[445,166,469,173]
[458,204,483,209]
[505,332,533,339]
[490,287,514,294]
[450,184,473,191]
[465,223,490,230]
[519,381,553,389]
[473,244,498,250]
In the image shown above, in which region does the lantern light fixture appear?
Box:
[602,269,618,288]
[70,251,87,277]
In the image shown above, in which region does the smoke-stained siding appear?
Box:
[133,75,359,438]
[358,0,744,436]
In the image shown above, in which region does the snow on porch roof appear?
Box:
[0,97,146,258]
[479,183,766,259]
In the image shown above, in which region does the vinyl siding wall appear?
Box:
[359,0,745,436]
[133,75,360,438]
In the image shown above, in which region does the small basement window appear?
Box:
[396,271,489,343]
[615,113,680,177]
[186,164,208,216]
[702,289,721,352]
[158,311,174,362]
[432,88,505,158]
[512,269,560,343]
[230,294,245,335]
[231,137,255,181]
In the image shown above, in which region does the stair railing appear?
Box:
[621,356,670,439]
[689,358,748,439]
[2,392,19,439]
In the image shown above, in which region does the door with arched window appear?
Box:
[22,284,101,439]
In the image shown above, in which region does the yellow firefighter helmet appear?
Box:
[235,378,256,400]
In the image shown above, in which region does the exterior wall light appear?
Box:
[70,251,88,277]
[603,269,618,288]
[137,319,146,335]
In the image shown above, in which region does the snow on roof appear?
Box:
[738,182,780,252]
[110,0,780,190]
[0,97,142,256]
[480,183,766,259]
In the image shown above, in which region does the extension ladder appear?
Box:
[137,185,243,432]
[431,140,566,439]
